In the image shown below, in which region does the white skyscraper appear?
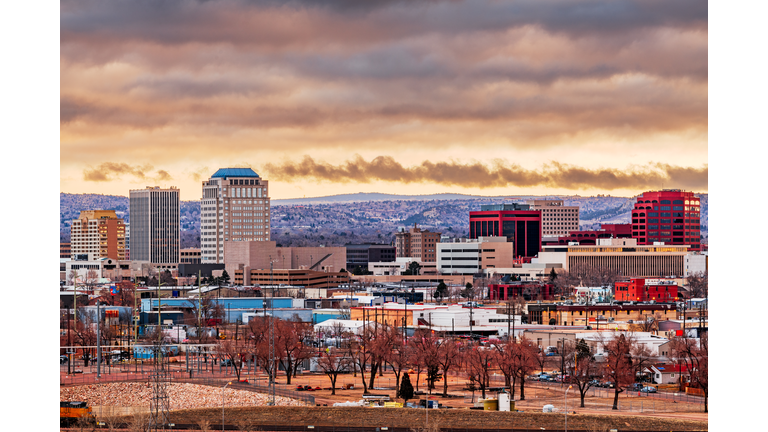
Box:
[200,168,270,263]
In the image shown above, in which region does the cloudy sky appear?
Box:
[60,0,708,200]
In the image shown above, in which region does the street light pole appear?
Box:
[222,381,231,431]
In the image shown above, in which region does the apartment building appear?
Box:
[201,168,270,263]
[395,224,441,263]
[70,210,126,260]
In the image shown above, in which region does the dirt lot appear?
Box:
[61,370,707,430]
[167,406,708,431]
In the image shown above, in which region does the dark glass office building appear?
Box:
[468,204,541,258]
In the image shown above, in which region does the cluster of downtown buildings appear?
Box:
[60,168,707,357]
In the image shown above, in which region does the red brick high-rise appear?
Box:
[631,190,701,251]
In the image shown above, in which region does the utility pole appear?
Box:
[268,260,276,405]
[507,301,511,341]
[73,276,78,367]
[67,308,72,375]
[97,302,102,378]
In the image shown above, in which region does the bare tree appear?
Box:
[513,337,540,401]
[218,338,247,381]
[317,347,353,395]
[670,333,708,412]
[435,337,461,396]
[565,338,601,408]
[463,343,493,399]
[685,272,708,298]
[568,264,620,289]
[276,318,313,384]
[599,333,636,410]
[345,324,375,394]
[410,329,441,394]
[84,269,100,292]
[381,324,409,397]
[494,339,517,397]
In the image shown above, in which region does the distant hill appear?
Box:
[271,192,538,205]
[59,192,708,248]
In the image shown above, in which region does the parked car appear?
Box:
[640,386,657,393]
[600,381,615,388]
[220,359,233,366]
[629,383,644,391]
[588,379,601,387]
[538,374,552,382]
[60,355,69,364]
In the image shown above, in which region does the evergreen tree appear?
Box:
[549,268,558,283]
[221,270,230,285]
[400,372,414,404]
[576,338,593,361]
[461,282,474,299]
[434,281,448,303]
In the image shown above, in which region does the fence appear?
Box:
[460,378,705,413]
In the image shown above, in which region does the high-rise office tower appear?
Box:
[468,204,541,258]
[200,168,270,263]
[632,190,701,251]
[70,210,126,260]
[129,186,180,264]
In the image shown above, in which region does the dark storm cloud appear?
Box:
[61,0,705,44]
[264,156,708,191]
[61,0,708,196]
[83,162,173,182]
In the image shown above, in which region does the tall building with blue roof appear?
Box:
[201,168,270,263]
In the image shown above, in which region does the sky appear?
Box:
[60,0,708,201]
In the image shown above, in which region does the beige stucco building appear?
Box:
[224,240,347,280]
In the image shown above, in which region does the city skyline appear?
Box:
[61,0,707,201]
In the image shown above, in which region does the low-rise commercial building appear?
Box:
[233,268,350,289]
[527,302,677,326]
[346,244,396,273]
[538,238,690,278]
[224,241,347,277]
[437,236,515,275]
[615,278,679,302]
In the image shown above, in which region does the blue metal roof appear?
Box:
[211,168,259,179]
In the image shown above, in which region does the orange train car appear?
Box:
[60,401,94,426]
